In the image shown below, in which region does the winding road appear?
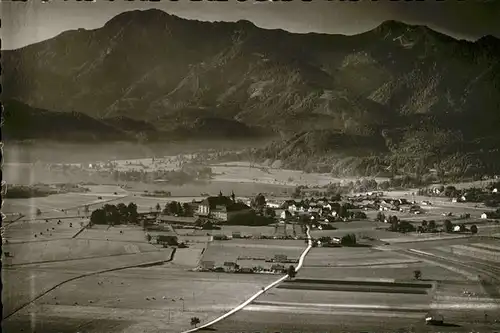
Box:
[180,226,313,333]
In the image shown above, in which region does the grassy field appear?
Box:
[2,250,174,319]
[296,245,472,282]
[3,238,159,266]
[210,162,389,187]
[76,225,148,242]
[298,263,466,282]
[3,218,85,243]
[259,287,433,308]
[2,267,278,333]
[3,191,125,218]
[210,306,500,333]
[201,239,305,269]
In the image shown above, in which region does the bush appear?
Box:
[190,317,200,328]
[376,211,385,222]
[444,220,453,233]
[354,211,367,219]
[341,233,357,246]
[287,265,297,278]
[470,225,478,234]
[226,211,274,226]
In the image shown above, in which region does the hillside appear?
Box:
[2,100,263,143]
[2,99,134,142]
[3,9,500,176]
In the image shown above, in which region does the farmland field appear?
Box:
[210,162,389,187]
[76,225,149,242]
[3,193,122,216]
[2,267,278,333]
[201,239,306,269]
[3,239,159,266]
[2,250,173,319]
[3,218,85,242]
[212,304,500,333]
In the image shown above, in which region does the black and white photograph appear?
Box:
[1,0,500,332]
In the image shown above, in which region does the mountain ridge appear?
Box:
[3,9,500,176]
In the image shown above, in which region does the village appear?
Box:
[129,180,500,277]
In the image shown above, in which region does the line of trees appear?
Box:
[5,186,51,198]
[90,203,138,226]
[162,201,194,217]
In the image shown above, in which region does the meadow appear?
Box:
[4,218,84,243]
[2,250,174,319]
[2,267,278,333]
[3,239,154,266]
[201,239,306,269]
[2,184,130,218]
[210,162,389,187]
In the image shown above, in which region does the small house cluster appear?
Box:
[197,253,298,274]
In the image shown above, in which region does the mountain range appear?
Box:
[3,9,500,175]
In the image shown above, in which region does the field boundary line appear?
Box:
[2,214,26,227]
[4,248,164,268]
[403,249,492,281]
[304,260,422,268]
[2,248,176,320]
[72,221,91,238]
[64,195,130,212]
[180,226,312,333]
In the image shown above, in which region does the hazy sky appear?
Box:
[2,0,500,50]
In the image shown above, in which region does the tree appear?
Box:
[177,202,184,216]
[264,207,276,218]
[421,220,428,231]
[167,201,179,215]
[190,317,200,328]
[127,202,138,223]
[444,220,453,233]
[84,205,90,216]
[413,269,422,280]
[292,186,302,199]
[470,224,478,234]
[117,203,129,221]
[338,204,349,219]
[428,220,436,231]
[444,186,458,197]
[103,204,120,226]
[354,211,367,219]
[389,216,399,231]
[155,203,161,213]
[90,208,106,225]
[287,265,297,278]
[376,211,385,222]
[182,202,193,217]
[253,193,266,211]
[36,208,42,216]
[341,233,357,246]
[378,181,390,191]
